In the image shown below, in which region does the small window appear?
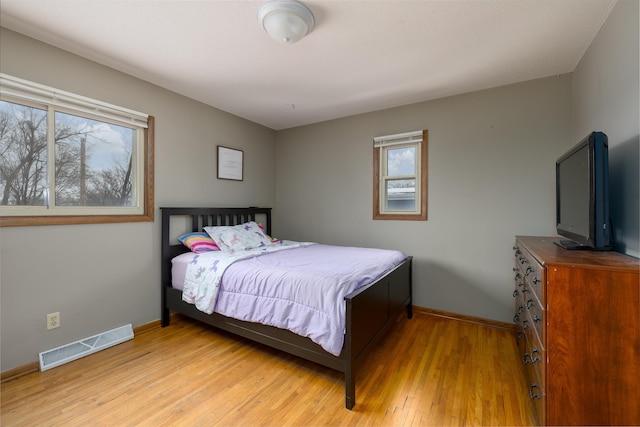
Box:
[0,74,154,226]
[373,130,427,220]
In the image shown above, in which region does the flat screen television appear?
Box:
[555,131,612,250]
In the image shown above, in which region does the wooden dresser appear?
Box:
[512,236,640,426]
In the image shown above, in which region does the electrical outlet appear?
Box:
[46,312,60,330]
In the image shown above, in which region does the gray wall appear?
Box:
[0,28,276,372]
[275,75,572,323]
[572,0,639,257]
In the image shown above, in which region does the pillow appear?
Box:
[204,221,273,252]
[257,223,279,243]
[177,232,220,253]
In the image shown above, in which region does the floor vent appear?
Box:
[39,324,134,371]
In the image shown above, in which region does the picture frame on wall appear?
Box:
[217,145,244,181]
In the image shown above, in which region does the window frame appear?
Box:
[0,76,154,227]
[373,129,428,221]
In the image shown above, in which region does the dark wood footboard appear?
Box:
[160,207,412,409]
[343,257,412,408]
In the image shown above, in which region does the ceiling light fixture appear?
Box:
[258,0,315,44]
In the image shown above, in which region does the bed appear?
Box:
[160,207,413,409]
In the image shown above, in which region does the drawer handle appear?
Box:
[530,347,541,363]
[529,382,541,399]
[524,347,541,365]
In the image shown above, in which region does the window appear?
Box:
[0,74,154,226]
[373,130,427,220]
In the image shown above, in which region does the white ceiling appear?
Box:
[0,0,617,130]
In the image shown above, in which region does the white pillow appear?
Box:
[204,221,273,252]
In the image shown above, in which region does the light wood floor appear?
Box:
[1,311,535,426]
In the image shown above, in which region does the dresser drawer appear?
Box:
[519,249,545,304]
[523,285,544,344]
[513,283,525,325]
[526,262,544,307]
[523,323,545,426]
[524,347,545,426]
[513,253,527,327]
[514,294,526,350]
[523,309,545,390]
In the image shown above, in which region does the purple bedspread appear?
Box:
[213,244,407,356]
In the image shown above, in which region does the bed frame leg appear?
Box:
[161,307,170,327]
[345,369,355,410]
[161,284,171,327]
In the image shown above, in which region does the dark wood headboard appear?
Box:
[160,207,272,289]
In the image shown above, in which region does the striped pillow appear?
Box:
[178,232,220,253]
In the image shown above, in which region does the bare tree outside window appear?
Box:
[53,111,135,207]
[0,100,136,209]
[0,102,48,206]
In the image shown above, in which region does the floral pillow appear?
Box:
[177,232,220,253]
[204,221,273,252]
